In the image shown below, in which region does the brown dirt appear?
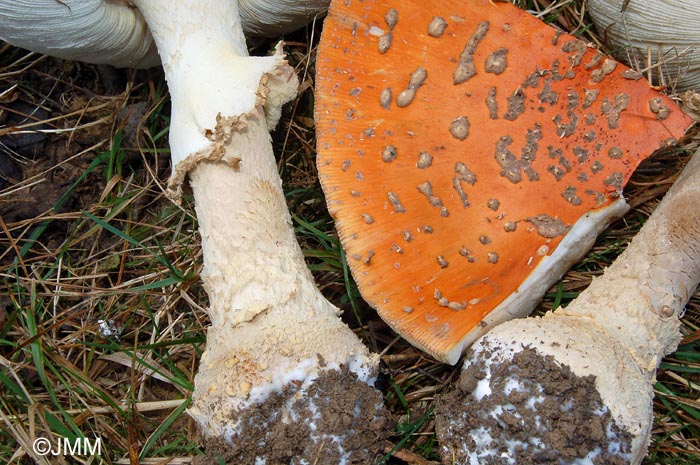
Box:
[435,345,633,465]
[194,367,392,465]
[0,52,168,272]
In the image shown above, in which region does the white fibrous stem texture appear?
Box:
[188,146,378,440]
[130,0,378,440]
[588,0,700,91]
[558,152,700,376]
[459,150,700,464]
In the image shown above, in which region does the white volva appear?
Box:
[129,0,379,439]
[459,149,700,464]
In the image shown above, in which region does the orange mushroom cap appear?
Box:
[315,0,693,363]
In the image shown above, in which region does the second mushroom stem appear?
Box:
[557,152,700,376]
[436,148,700,464]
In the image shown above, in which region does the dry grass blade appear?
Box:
[1,45,203,463]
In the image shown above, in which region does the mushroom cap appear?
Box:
[0,0,159,68]
[0,0,330,69]
[239,0,330,37]
[315,0,693,363]
[588,0,700,92]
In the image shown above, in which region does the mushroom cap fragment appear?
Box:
[0,0,158,68]
[0,0,331,69]
[315,0,693,363]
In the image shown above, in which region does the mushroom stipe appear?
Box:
[315,0,693,364]
[437,147,700,464]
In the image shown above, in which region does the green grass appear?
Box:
[0,49,205,463]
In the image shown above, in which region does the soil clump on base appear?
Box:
[435,345,633,465]
[194,367,391,464]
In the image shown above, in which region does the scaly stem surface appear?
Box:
[560,152,700,375]
[131,0,384,457]
[186,113,378,439]
[437,150,700,465]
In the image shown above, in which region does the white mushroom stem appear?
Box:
[130,0,380,447]
[187,130,380,439]
[555,165,700,378]
[439,149,700,464]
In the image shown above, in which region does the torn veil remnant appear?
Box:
[0,0,391,462]
[315,0,693,364]
[437,148,700,465]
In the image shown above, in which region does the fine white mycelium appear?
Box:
[452,339,633,465]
